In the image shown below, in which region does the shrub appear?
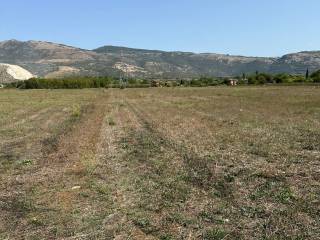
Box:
[248,76,258,84]
[248,73,273,84]
[311,70,320,82]
[274,73,290,83]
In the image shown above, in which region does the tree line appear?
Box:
[244,69,320,84]
[7,77,149,89]
[4,69,320,89]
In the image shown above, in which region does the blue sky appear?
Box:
[0,0,319,56]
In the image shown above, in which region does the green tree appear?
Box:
[311,70,320,82]
[248,75,257,84]
[257,74,267,84]
[274,73,290,83]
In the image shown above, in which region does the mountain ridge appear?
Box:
[0,39,319,78]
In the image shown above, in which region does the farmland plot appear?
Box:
[0,86,319,239]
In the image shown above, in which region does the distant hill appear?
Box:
[0,40,319,78]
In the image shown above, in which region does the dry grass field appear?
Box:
[0,86,319,239]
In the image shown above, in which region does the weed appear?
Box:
[203,229,227,240]
[275,187,295,204]
[133,216,158,234]
[0,195,35,217]
[183,153,214,188]
[71,104,81,118]
[29,217,44,226]
[162,179,190,204]
[108,117,116,126]
[160,234,175,240]
[18,159,33,166]
[166,212,195,226]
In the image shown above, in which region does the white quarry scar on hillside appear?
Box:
[0,63,34,83]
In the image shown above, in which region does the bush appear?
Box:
[188,77,222,87]
[248,73,273,84]
[311,70,320,82]
[248,76,257,84]
[291,75,306,83]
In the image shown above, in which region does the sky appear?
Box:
[0,0,319,57]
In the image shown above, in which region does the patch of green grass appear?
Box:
[161,178,190,204]
[71,104,81,118]
[239,206,266,218]
[132,215,159,234]
[250,181,274,201]
[213,179,234,199]
[250,181,295,204]
[18,159,33,166]
[203,228,227,240]
[29,216,44,226]
[87,180,111,201]
[182,153,215,188]
[160,234,175,240]
[199,211,224,224]
[1,195,36,217]
[275,187,295,204]
[298,129,320,151]
[166,212,196,226]
[94,183,110,196]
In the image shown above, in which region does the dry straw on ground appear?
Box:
[0,86,319,239]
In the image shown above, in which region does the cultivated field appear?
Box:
[0,86,319,239]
